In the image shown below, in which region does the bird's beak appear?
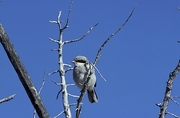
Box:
[72,60,75,63]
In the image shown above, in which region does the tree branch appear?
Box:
[63,23,98,44]
[75,5,136,118]
[49,8,73,118]
[93,5,136,65]
[0,24,50,118]
[158,60,180,118]
[0,94,16,104]
[33,71,47,118]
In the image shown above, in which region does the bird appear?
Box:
[72,55,98,103]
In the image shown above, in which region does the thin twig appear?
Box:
[56,89,63,100]
[90,63,106,81]
[0,94,16,104]
[65,68,74,73]
[62,0,73,30]
[51,80,62,86]
[93,5,136,65]
[66,83,75,87]
[63,63,72,67]
[166,111,180,118]
[33,71,47,118]
[49,38,59,43]
[39,71,46,94]
[170,96,180,106]
[48,70,59,76]
[68,93,79,98]
[63,23,99,44]
[53,110,64,118]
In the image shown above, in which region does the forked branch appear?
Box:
[75,5,136,118]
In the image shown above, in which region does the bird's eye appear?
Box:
[76,60,86,63]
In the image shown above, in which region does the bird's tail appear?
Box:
[87,89,98,103]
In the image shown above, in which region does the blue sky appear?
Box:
[1,0,180,118]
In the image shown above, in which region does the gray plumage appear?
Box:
[72,56,98,103]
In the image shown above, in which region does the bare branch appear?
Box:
[33,71,47,118]
[0,94,16,104]
[65,68,74,73]
[166,111,180,118]
[53,110,64,118]
[76,64,93,118]
[49,38,59,43]
[62,0,73,30]
[63,23,99,44]
[90,63,106,81]
[49,20,58,24]
[56,89,63,100]
[63,63,72,67]
[93,5,136,65]
[66,83,75,87]
[48,70,59,76]
[68,93,79,98]
[0,24,50,118]
[75,5,136,118]
[39,71,47,94]
[170,96,180,106]
[52,80,62,86]
[76,106,82,118]
[50,5,72,117]
[159,60,180,118]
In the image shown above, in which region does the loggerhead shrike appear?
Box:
[72,56,98,103]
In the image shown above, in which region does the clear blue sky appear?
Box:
[1,0,180,118]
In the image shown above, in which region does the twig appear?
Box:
[48,70,59,76]
[0,94,16,104]
[170,96,180,106]
[56,89,63,100]
[66,84,75,87]
[159,60,180,118]
[65,68,74,73]
[75,5,136,118]
[39,71,46,94]
[93,5,136,65]
[53,110,64,118]
[90,63,106,81]
[51,80,62,86]
[62,0,73,30]
[63,63,72,67]
[33,71,47,118]
[49,38,59,43]
[166,111,180,118]
[68,93,79,98]
[63,23,99,44]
